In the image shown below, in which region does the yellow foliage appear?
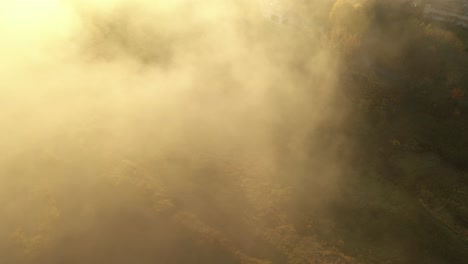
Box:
[329,0,373,36]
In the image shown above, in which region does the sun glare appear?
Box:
[0,0,77,36]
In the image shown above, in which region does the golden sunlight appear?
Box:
[1,0,64,24]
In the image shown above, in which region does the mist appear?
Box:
[1,1,467,264]
[0,0,349,262]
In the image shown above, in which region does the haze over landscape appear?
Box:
[1,1,467,263]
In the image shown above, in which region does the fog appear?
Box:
[0,1,366,263]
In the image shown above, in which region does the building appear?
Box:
[424,0,468,28]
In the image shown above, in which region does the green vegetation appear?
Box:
[320,0,468,262]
